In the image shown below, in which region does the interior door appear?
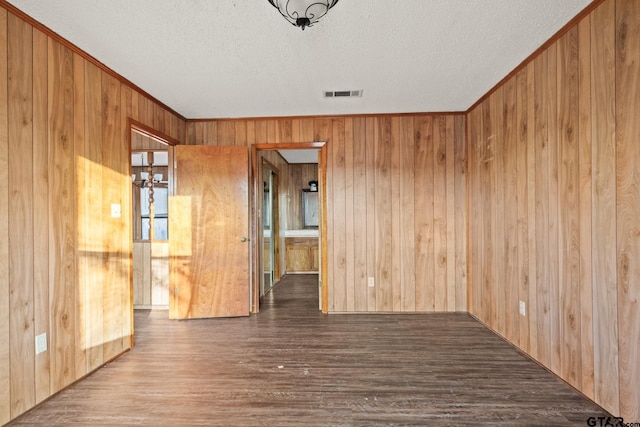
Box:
[169,146,249,319]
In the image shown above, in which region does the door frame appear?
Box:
[260,158,280,296]
[127,119,179,341]
[250,142,328,313]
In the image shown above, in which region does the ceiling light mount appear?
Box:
[268,0,339,30]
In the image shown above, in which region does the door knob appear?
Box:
[240,237,248,242]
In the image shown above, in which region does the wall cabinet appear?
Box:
[285,237,319,273]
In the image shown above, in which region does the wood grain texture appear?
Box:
[502,78,518,345]
[84,61,104,373]
[0,8,10,425]
[365,117,376,312]
[48,36,76,394]
[577,15,595,401]
[615,0,640,420]
[557,27,581,390]
[352,117,367,312]
[492,88,506,336]
[344,118,355,311]
[8,13,35,418]
[32,27,50,404]
[374,118,393,312]
[171,146,249,319]
[6,275,610,427]
[466,0,640,419]
[400,116,415,312]
[590,0,619,414]
[0,8,186,423]
[390,117,401,311]
[453,115,467,312]
[415,116,435,312]
[150,242,169,306]
[433,116,447,312]
[445,116,456,312]
[533,47,552,370]
[133,242,151,306]
[515,67,530,353]
[73,41,89,380]
[525,62,539,361]
[102,71,125,361]
[188,115,466,314]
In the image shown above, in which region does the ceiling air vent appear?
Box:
[324,90,363,98]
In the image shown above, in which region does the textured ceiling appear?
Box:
[7,0,592,119]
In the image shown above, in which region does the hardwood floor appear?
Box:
[9,274,608,426]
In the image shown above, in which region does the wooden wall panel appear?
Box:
[590,0,619,414]
[615,0,640,420]
[400,116,416,312]
[433,117,447,312]
[72,40,87,383]
[188,114,467,314]
[8,13,35,418]
[0,8,9,426]
[352,118,367,312]
[365,117,376,312]
[533,47,552,371]
[101,72,123,362]
[0,6,186,423]
[33,27,50,403]
[390,118,401,311]
[466,0,639,419]
[374,118,393,311]
[557,27,581,390]
[332,118,346,311]
[492,88,506,336]
[515,67,530,353]
[445,116,455,312]
[453,116,467,312]
[502,79,518,345]
[84,61,104,373]
[577,15,595,401]
[48,37,76,394]
[414,116,434,312]
[344,119,355,311]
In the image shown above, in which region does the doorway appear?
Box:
[261,159,279,295]
[251,142,328,314]
[129,120,177,315]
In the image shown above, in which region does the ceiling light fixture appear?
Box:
[268,0,339,30]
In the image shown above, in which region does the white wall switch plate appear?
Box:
[111,203,122,218]
[368,277,375,288]
[519,300,526,317]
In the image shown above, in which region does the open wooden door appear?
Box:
[169,146,250,319]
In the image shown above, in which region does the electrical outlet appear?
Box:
[35,333,47,355]
[368,277,375,288]
[519,300,526,317]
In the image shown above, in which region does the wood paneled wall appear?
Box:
[187,115,467,313]
[466,0,639,419]
[287,164,318,230]
[0,7,185,424]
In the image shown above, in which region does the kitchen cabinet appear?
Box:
[285,237,319,273]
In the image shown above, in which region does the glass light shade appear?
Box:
[154,173,163,182]
[268,0,339,30]
[140,172,149,181]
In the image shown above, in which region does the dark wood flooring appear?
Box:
[9,274,608,426]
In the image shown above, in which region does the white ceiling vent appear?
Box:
[323,90,363,98]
